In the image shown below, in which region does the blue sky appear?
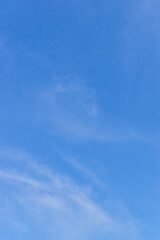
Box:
[0,0,159,239]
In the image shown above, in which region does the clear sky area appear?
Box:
[0,0,159,239]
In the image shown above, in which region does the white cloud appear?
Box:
[0,146,140,240]
[0,170,46,189]
[54,149,102,186]
[39,76,144,142]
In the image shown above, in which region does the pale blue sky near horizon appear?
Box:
[0,0,159,240]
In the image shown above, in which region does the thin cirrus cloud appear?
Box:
[39,77,144,142]
[53,148,103,187]
[0,146,140,240]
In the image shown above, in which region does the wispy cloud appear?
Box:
[54,149,102,186]
[0,146,140,240]
[39,76,145,142]
[0,170,45,189]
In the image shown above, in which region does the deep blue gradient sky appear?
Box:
[0,1,159,239]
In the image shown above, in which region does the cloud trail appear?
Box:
[0,146,140,240]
